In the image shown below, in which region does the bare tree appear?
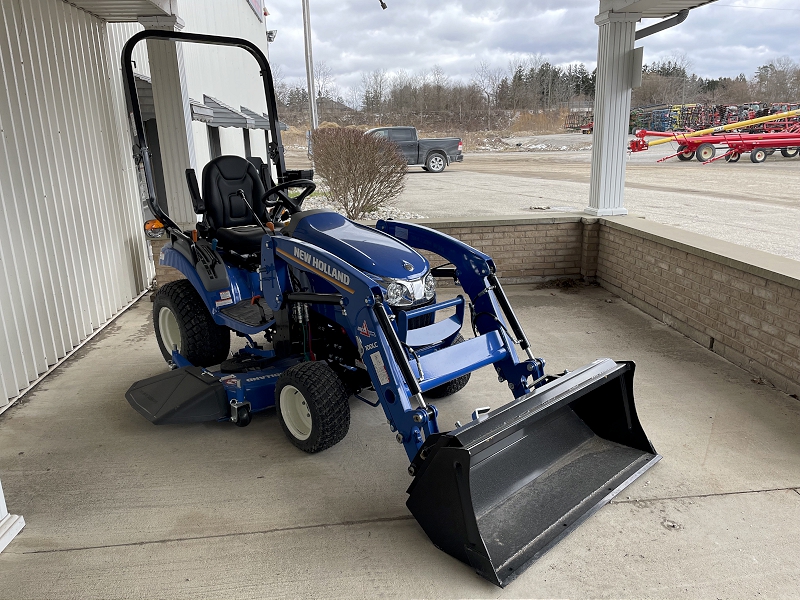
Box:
[311,128,407,219]
[472,61,503,130]
[345,85,362,111]
[272,64,289,105]
[361,69,389,123]
[314,60,338,100]
[751,57,799,102]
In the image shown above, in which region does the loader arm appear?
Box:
[376,220,546,396]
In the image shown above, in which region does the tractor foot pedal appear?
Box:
[219,352,276,373]
[221,297,273,327]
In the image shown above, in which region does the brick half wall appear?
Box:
[597,217,800,398]
[402,216,590,283]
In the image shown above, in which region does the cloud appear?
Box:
[263,0,798,93]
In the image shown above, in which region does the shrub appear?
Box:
[311,127,407,219]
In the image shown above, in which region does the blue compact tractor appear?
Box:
[122,31,659,588]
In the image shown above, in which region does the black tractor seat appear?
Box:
[196,155,270,255]
[213,224,265,255]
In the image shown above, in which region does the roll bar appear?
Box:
[121,30,287,235]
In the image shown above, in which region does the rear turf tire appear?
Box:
[275,361,350,453]
[153,279,230,367]
[781,147,798,158]
[424,334,471,399]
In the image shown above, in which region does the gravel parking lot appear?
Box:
[293,133,799,262]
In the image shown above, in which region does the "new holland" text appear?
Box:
[293,247,351,286]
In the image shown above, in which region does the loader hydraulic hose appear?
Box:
[285,292,343,305]
[372,302,426,407]
[644,108,800,148]
[486,274,534,360]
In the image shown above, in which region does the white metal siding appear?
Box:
[0,0,152,404]
[180,1,271,178]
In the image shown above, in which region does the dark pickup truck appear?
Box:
[366,126,463,173]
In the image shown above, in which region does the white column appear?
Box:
[0,478,25,553]
[586,11,640,217]
[138,15,197,227]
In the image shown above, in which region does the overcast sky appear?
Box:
[262,1,798,95]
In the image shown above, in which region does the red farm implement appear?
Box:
[629,109,800,164]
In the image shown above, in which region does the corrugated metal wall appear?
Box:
[0,0,153,404]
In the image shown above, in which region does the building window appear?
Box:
[207,126,222,159]
[243,129,252,158]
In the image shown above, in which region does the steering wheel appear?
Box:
[261,179,316,223]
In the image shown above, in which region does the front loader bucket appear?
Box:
[406,358,659,587]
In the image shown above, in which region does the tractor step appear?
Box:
[406,358,659,587]
[221,297,273,327]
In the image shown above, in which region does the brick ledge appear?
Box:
[600,217,800,292]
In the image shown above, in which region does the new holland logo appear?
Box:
[358,320,375,338]
[293,247,351,286]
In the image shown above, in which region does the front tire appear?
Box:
[425,152,447,173]
[424,334,471,399]
[153,280,230,367]
[750,149,767,163]
[275,361,350,453]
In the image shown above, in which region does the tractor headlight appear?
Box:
[386,282,405,305]
[369,272,432,307]
[424,273,436,300]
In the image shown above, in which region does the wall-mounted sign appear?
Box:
[245,0,264,22]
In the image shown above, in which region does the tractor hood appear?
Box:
[287,210,428,279]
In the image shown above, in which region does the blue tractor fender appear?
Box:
[159,244,263,332]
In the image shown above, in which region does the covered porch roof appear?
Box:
[68,0,175,21]
[600,0,717,18]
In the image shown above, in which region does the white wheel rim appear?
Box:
[280,385,312,441]
[429,156,444,171]
[158,306,181,353]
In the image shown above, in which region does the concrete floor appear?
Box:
[1,284,799,598]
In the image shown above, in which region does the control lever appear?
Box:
[237,189,270,235]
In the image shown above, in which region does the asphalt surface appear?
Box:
[294,134,800,262]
